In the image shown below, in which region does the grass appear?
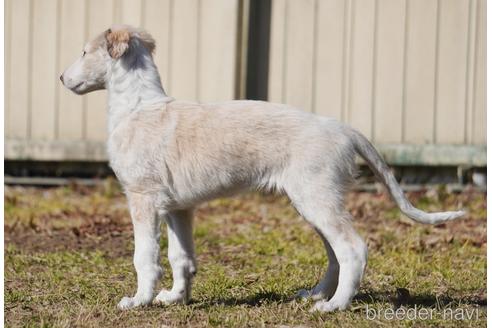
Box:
[5,182,486,327]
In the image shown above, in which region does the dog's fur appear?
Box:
[60,25,465,312]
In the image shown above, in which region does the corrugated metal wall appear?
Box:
[5,0,486,164]
[269,0,486,146]
[5,0,241,160]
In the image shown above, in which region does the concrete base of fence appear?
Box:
[5,139,486,167]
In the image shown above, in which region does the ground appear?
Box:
[4,180,486,327]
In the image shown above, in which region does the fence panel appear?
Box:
[269,0,486,148]
[5,0,240,159]
[5,0,486,166]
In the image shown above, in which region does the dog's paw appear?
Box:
[310,299,349,312]
[154,289,187,305]
[117,296,150,310]
[118,296,137,310]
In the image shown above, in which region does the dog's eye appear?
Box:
[82,51,86,57]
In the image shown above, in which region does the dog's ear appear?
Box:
[135,30,156,55]
[105,28,130,59]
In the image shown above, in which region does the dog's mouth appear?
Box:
[70,82,85,93]
[69,81,105,95]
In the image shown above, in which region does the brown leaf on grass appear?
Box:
[71,227,81,237]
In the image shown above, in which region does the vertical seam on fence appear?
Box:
[27,0,34,139]
[471,0,480,144]
[234,0,246,99]
[346,0,355,124]
[310,0,319,113]
[432,0,441,144]
[281,0,288,104]
[370,0,378,142]
[463,0,474,144]
[5,0,11,136]
[196,0,202,101]
[54,0,62,139]
[140,0,146,27]
[82,0,89,139]
[401,0,409,143]
[340,0,349,121]
[113,0,121,23]
[168,0,174,94]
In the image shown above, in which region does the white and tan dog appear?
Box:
[60,25,465,312]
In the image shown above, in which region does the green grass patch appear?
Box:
[5,185,486,327]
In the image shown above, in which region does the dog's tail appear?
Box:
[350,129,466,224]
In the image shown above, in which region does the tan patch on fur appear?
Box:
[106,29,130,58]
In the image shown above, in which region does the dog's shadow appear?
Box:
[193,291,286,309]
[192,288,486,309]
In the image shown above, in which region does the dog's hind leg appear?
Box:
[155,209,196,305]
[309,211,367,312]
[118,192,162,310]
[289,193,367,312]
[296,229,339,301]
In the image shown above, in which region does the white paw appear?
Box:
[117,296,150,310]
[154,289,187,305]
[310,299,349,312]
[118,296,137,310]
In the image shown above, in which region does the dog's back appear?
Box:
[109,99,357,206]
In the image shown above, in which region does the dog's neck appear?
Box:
[107,48,173,133]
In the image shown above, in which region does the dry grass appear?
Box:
[5,181,486,327]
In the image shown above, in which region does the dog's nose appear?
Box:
[59,75,64,83]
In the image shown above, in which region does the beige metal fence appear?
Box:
[5,0,242,160]
[5,0,486,165]
[269,0,486,146]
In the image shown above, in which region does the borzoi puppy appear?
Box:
[60,25,465,312]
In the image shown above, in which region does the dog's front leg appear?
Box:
[155,209,196,305]
[118,192,162,310]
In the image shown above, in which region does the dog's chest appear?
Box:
[107,119,170,193]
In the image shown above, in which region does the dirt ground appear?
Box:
[4,182,486,327]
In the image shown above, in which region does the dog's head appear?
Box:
[60,25,156,95]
